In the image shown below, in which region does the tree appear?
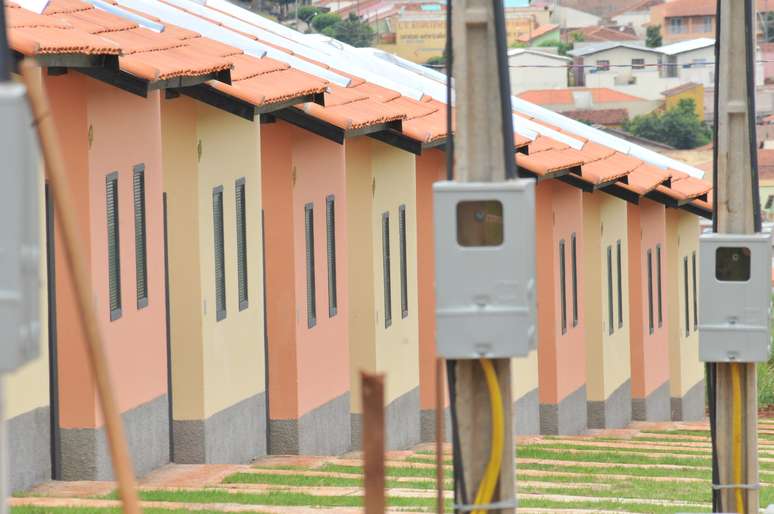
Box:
[311,12,341,32]
[646,25,662,48]
[297,5,324,23]
[324,12,375,47]
[537,38,573,56]
[623,98,711,149]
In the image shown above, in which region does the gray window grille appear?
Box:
[236,178,248,311]
[107,172,122,321]
[399,205,408,319]
[213,186,226,321]
[571,233,578,327]
[617,240,623,328]
[305,203,316,328]
[326,195,337,317]
[133,165,148,309]
[607,245,613,335]
[560,239,567,335]
[647,249,654,335]
[382,212,392,328]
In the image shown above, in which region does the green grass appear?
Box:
[12,509,247,514]
[222,471,451,490]
[103,489,449,510]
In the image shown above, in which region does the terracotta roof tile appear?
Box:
[300,97,406,130]
[582,152,641,184]
[518,87,645,106]
[579,141,616,162]
[529,135,569,153]
[517,148,583,177]
[619,163,670,195]
[6,3,120,56]
[670,176,711,199]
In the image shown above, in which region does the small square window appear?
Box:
[456,200,503,247]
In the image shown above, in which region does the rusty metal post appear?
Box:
[361,371,385,514]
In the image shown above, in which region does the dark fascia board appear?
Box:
[369,128,422,155]
[273,107,345,144]
[602,183,640,204]
[423,137,448,151]
[179,84,255,121]
[13,50,120,72]
[346,119,403,140]
[78,67,149,97]
[556,172,594,192]
[518,164,575,182]
[680,201,713,220]
[644,188,679,207]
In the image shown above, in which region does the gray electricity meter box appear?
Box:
[698,232,772,363]
[0,82,41,373]
[433,180,536,359]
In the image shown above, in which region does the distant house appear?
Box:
[661,82,704,117]
[568,25,640,44]
[562,108,630,127]
[508,48,570,93]
[517,23,560,46]
[517,87,659,118]
[609,0,664,37]
[656,38,715,86]
[651,0,774,43]
[568,42,662,93]
[547,5,603,29]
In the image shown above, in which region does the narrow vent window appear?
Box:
[107,172,122,321]
[571,233,578,327]
[684,256,690,337]
[399,205,408,319]
[607,245,613,335]
[133,166,148,309]
[236,178,248,311]
[656,244,663,328]
[305,203,316,328]
[616,240,623,329]
[382,212,392,328]
[647,249,654,335]
[559,239,567,335]
[692,251,698,330]
[326,195,337,317]
[213,186,226,321]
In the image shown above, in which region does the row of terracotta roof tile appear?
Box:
[6,0,712,216]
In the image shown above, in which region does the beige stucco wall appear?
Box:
[666,209,702,398]
[162,99,265,421]
[584,193,631,402]
[511,352,539,400]
[347,139,419,414]
[4,166,48,420]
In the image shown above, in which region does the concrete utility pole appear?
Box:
[713,0,760,512]
[450,0,516,510]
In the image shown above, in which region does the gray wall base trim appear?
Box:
[587,379,632,429]
[173,392,266,464]
[269,392,350,455]
[61,394,169,480]
[8,405,51,492]
[513,388,540,435]
[351,387,420,451]
[540,385,587,435]
[632,380,671,422]
[671,379,706,422]
[420,407,451,443]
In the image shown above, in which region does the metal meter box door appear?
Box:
[0,82,41,373]
[433,180,537,359]
[698,232,772,362]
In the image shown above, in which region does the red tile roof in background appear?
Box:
[517,23,559,43]
[561,108,629,126]
[518,88,645,106]
[566,26,638,42]
[662,0,773,18]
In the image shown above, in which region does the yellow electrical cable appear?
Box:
[730,362,744,513]
[471,358,505,514]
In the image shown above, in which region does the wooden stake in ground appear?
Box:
[20,60,142,514]
[361,371,385,514]
[450,0,516,510]
[435,358,445,514]
[713,0,760,512]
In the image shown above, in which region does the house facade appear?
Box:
[162,97,267,464]
[508,49,570,93]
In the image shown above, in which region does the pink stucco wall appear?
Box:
[416,150,447,412]
[262,122,350,420]
[48,73,168,429]
[627,200,669,400]
[536,181,586,405]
